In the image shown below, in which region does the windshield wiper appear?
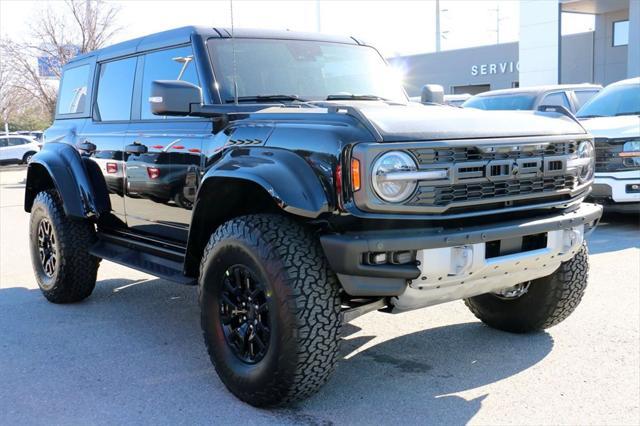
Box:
[577,114,605,118]
[326,94,389,101]
[615,112,640,116]
[225,95,308,103]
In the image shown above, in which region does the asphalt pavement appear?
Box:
[1,165,638,425]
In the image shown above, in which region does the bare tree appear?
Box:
[2,0,120,120]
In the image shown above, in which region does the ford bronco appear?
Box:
[26,27,602,406]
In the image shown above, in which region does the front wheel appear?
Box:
[199,214,342,407]
[464,243,589,333]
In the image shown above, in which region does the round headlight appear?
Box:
[577,140,595,183]
[371,151,418,203]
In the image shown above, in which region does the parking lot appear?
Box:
[0,165,638,425]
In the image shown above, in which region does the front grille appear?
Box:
[594,138,637,173]
[409,176,576,207]
[410,141,577,165]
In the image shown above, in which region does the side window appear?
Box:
[57,64,90,115]
[8,138,26,146]
[95,57,137,121]
[542,92,571,109]
[573,90,599,109]
[0,138,8,147]
[140,46,200,120]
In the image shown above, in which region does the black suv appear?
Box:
[26,27,602,407]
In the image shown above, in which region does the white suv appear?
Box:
[577,77,640,212]
[0,135,41,165]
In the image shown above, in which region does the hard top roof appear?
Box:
[67,26,361,64]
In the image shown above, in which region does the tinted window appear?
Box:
[542,92,571,109]
[613,21,629,47]
[140,46,200,120]
[94,150,124,161]
[462,94,536,110]
[57,64,90,115]
[573,90,599,109]
[8,138,27,146]
[0,138,8,147]
[577,83,640,118]
[95,57,137,121]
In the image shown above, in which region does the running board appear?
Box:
[90,240,196,285]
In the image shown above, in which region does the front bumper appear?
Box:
[591,170,640,205]
[320,203,602,308]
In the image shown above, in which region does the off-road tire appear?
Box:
[29,190,100,303]
[199,214,342,407]
[464,243,589,333]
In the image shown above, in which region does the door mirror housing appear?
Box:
[149,80,203,116]
[421,84,444,105]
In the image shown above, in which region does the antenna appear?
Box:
[230,0,239,105]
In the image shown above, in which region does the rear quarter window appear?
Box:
[57,64,91,115]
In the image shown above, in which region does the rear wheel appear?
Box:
[199,214,342,406]
[22,151,36,164]
[29,190,100,303]
[464,243,589,333]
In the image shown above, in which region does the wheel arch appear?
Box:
[183,147,333,277]
[24,142,110,219]
[184,177,283,276]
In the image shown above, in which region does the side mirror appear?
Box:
[149,80,202,116]
[421,84,444,104]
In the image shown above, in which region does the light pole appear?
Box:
[435,1,448,52]
[489,2,506,45]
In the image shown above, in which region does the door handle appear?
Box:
[125,142,148,154]
[77,140,96,153]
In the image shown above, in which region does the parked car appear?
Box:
[12,130,44,143]
[26,26,601,407]
[444,93,471,107]
[576,77,640,212]
[409,93,471,107]
[462,84,602,113]
[0,135,40,165]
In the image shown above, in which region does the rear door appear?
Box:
[6,138,28,161]
[79,55,137,222]
[123,44,208,242]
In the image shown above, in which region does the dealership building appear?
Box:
[390,0,639,96]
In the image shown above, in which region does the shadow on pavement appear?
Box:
[588,212,640,254]
[0,277,554,424]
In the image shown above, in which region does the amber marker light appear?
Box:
[351,158,361,191]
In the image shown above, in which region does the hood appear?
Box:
[578,115,640,139]
[355,102,587,141]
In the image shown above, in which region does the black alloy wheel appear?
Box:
[219,265,271,364]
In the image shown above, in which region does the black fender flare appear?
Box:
[24,142,110,219]
[183,147,332,276]
[199,147,331,218]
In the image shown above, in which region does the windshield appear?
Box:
[207,38,407,102]
[576,83,640,118]
[462,94,536,110]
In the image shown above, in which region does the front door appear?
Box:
[123,121,208,242]
[122,44,206,242]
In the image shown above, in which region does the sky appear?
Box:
[0,0,595,58]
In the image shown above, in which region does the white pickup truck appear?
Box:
[577,77,640,212]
